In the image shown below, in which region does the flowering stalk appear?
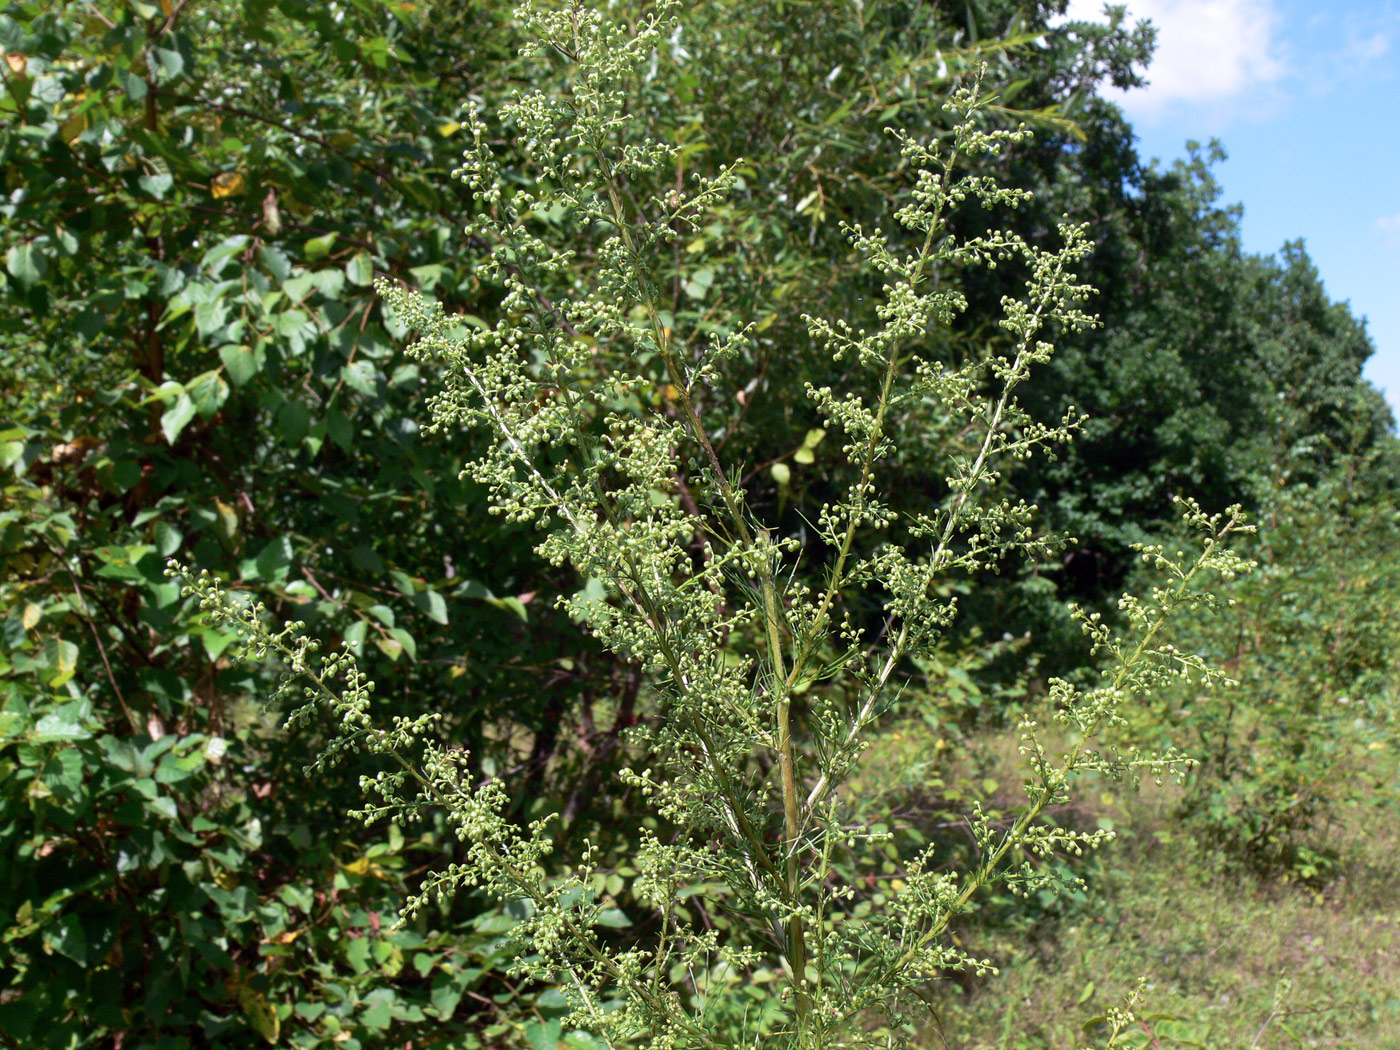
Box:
[172,4,1252,1046]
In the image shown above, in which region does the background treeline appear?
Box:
[1,1,1395,1048]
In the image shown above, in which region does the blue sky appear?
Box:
[1063,0,1400,422]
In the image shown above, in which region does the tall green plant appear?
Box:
[176,4,1251,1046]
[1161,446,1400,882]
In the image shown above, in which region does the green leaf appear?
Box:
[388,627,417,661]
[33,704,91,743]
[155,521,183,556]
[360,992,394,1030]
[50,915,88,966]
[146,795,179,821]
[2,711,36,744]
[304,232,338,261]
[1154,1019,1210,1046]
[153,47,184,78]
[201,235,250,272]
[195,298,229,336]
[430,974,463,1019]
[596,907,632,928]
[793,428,826,464]
[139,173,174,199]
[564,1032,608,1050]
[258,245,292,282]
[342,360,378,396]
[122,70,148,101]
[275,399,311,446]
[309,268,345,299]
[345,251,374,286]
[344,619,367,652]
[202,629,239,660]
[188,371,230,418]
[6,242,48,289]
[282,272,316,301]
[326,409,354,450]
[412,588,449,625]
[252,535,294,582]
[219,344,259,386]
[275,309,310,336]
[345,936,372,973]
[47,749,85,797]
[525,1019,563,1050]
[161,394,197,444]
[683,266,715,300]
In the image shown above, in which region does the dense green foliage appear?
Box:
[1,2,585,1044]
[1162,455,1400,881]
[1,1,1395,1048]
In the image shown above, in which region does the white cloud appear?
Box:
[1349,30,1390,62]
[1063,0,1287,117]
[1377,213,1400,245]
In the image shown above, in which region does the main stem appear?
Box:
[595,156,811,1030]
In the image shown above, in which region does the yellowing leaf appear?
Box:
[211,170,247,199]
[21,602,41,630]
[237,986,280,1044]
[60,112,88,145]
[214,499,239,544]
[3,53,27,78]
[341,856,386,879]
[54,640,77,677]
[437,121,461,137]
[214,870,239,889]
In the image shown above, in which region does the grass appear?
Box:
[869,720,1400,1049]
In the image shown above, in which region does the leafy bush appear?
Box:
[0,2,591,1044]
[1159,453,1400,881]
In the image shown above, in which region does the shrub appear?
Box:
[1162,454,1400,882]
